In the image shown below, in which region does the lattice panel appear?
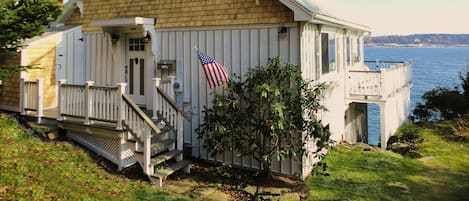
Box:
[121,143,137,168]
[73,132,121,159]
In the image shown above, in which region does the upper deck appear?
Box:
[348,61,412,102]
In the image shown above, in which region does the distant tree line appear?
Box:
[365,34,469,46]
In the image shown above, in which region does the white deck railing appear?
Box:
[89,85,120,123]
[348,61,411,99]
[20,78,44,122]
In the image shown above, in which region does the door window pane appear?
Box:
[129,60,134,95]
[140,59,145,96]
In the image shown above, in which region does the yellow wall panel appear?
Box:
[25,38,57,108]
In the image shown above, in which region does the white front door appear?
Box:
[126,37,146,105]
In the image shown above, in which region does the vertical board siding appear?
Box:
[300,23,317,82]
[84,33,113,86]
[156,24,300,177]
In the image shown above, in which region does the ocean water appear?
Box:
[365,47,469,145]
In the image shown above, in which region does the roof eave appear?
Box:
[313,13,371,33]
[278,0,371,33]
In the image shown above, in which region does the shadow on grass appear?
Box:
[308,135,469,201]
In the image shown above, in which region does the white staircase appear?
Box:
[122,93,190,187]
[53,79,190,187]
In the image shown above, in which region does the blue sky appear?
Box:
[327,0,469,36]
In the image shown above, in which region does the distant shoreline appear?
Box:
[365,43,469,48]
[366,34,469,48]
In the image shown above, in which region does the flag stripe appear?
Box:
[201,65,213,89]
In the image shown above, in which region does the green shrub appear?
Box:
[197,57,330,178]
[413,69,469,122]
[395,121,423,143]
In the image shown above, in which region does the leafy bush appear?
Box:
[197,57,330,177]
[413,70,469,122]
[388,121,423,157]
[395,121,423,143]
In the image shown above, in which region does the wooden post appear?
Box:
[116,83,127,130]
[84,81,94,125]
[143,131,152,175]
[176,112,184,161]
[152,78,161,120]
[57,80,66,121]
[36,78,44,123]
[19,78,26,115]
[167,75,176,100]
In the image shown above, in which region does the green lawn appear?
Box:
[0,114,188,201]
[308,129,469,201]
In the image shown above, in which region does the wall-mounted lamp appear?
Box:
[143,34,151,43]
[111,34,120,44]
[78,37,84,42]
[278,26,288,38]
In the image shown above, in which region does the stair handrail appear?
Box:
[122,93,161,134]
[156,87,190,121]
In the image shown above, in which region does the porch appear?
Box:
[346,61,412,149]
[19,77,190,187]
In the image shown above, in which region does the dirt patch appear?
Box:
[166,159,308,201]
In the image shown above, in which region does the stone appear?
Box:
[262,187,284,195]
[191,187,215,199]
[204,190,231,201]
[244,185,260,195]
[279,193,300,201]
[386,182,410,193]
[417,156,434,162]
[165,180,197,194]
[47,131,57,140]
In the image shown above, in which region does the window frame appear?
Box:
[321,32,337,75]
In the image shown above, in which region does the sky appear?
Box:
[323,0,469,36]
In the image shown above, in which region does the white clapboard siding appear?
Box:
[83,32,114,86]
[155,24,301,177]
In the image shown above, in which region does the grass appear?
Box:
[308,128,469,201]
[0,114,188,201]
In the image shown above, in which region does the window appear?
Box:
[321,33,336,74]
[357,38,362,62]
[354,37,361,63]
[129,38,145,51]
[346,36,351,65]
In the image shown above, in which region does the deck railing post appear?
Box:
[19,78,26,115]
[143,131,152,175]
[167,75,176,100]
[36,78,44,123]
[116,83,127,130]
[152,78,161,120]
[57,80,66,121]
[176,112,184,161]
[84,81,94,125]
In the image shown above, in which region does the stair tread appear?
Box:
[150,150,183,166]
[135,139,175,153]
[152,160,190,178]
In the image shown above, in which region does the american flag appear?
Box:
[197,50,229,89]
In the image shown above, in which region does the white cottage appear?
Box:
[6,0,412,185]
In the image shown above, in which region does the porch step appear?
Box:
[151,160,190,178]
[150,150,183,166]
[135,139,175,155]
